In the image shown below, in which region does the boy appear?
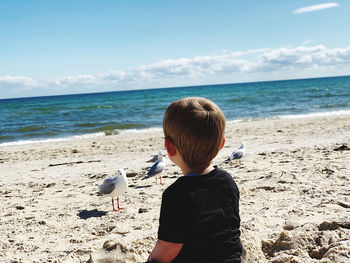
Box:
[147,97,242,263]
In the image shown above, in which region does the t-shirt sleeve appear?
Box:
[157,187,186,243]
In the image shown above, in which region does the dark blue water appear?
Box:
[1,76,349,146]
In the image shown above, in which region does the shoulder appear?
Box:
[163,177,188,199]
[213,166,231,176]
[211,167,240,194]
[210,167,235,183]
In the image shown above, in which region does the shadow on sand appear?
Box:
[78,209,108,220]
[128,184,152,189]
[134,185,152,189]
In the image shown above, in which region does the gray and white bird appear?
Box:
[226,142,245,165]
[145,151,166,184]
[99,168,128,212]
[147,150,164,163]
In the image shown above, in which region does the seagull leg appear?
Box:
[112,198,115,211]
[159,176,164,185]
[116,197,124,211]
[112,198,120,212]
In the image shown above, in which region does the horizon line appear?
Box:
[1,74,349,101]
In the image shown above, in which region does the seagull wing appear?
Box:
[147,154,158,162]
[146,160,164,177]
[99,177,118,195]
[230,150,244,160]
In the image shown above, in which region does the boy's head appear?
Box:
[163,97,226,169]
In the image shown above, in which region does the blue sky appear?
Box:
[1,0,349,98]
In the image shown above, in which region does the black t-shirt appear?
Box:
[158,167,242,263]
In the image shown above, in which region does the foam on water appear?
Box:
[115,127,162,135]
[278,109,350,119]
[0,132,105,147]
[0,127,164,147]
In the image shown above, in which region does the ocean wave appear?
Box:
[78,105,113,110]
[308,93,350,98]
[0,135,14,141]
[0,132,105,147]
[227,116,280,123]
[0,127,163,147]
[226,109,350,123]
[15,125,48,132]
[316,103,350,109]
[83,123,148,135]
[30,106,65,114]
[76,122,101,128]
[115,127,162,135]
[278,109,350,119]
[226,96,251,103]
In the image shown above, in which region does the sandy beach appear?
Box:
[1,114,350,263]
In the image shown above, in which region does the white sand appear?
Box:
[1,115,350,263]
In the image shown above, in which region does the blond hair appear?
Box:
[163,97,225,168]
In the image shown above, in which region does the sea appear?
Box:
[1,76,350,146]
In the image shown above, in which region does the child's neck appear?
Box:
[182,164,214,176]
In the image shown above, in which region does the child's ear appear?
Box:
[165,137,177,157]
[220,138,225,149]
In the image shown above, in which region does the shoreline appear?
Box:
[1,114,350,262]
[2,108,350,147]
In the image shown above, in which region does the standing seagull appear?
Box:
[145,152,166,184]
[226,142,245,165]
[147,150,164,162]
[99,168,128,212]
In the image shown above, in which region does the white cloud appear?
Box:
[293,2,339,14]
[0,76,36,86]
[0,76,38,92]
[52,74,97,86]
[1,45,350,98]
[257,45,350,69]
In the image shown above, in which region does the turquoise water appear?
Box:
[1,76,350,146]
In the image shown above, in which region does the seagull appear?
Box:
[145,152,166,184]
[226,142,245,165]
[99,168,128,212]
[147,151,164,162]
